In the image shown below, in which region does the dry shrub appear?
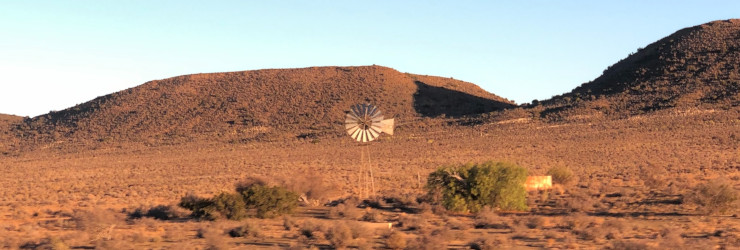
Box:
[361,209,383,222]
[561,213,595,231]
[445,217,472,230]
[283,216,298,230]
[228,220,261,238]
[128,205,189,220]
[20,237,69,250]
[558,189,596,212]
[602,218,628,240]
[346,221,372,241]
[474,206,508,229]
[469,234,511,250]
[607,240,652,250]
[685,179,739,215]
[94,238,129,250]
[163,225,187,242]
[326,221,353,249]
[386,231,407,250]
[328,203,362,220]
[547,166,577,185]
[398,214,429,231]
[234,176,269,193]
[280,174,340,206]
[70,208,122,238]
[300,219,327,239]
[197,226,229,250]
[658,226,684,248]
[639,165,667,190]
[408,228,451,249]
[524,216,549,229]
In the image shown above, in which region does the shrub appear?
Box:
[282,174,338,205]
[241,184,299,218]
[386,231,407,250]
[128,205,188,220]
[326,221,353,249]
[179,194,217,220]
[469,235,511,250]
[179,192,247,220]
[180,182,299,220]
[686,179,739,215]
[228,220,261,238]
[212,192,248,220]
[283,216,298,230]
[361,209,383,222]
[606,240,651,250]
[408,228,450,249]
[547,166,575,185]
[474,206,508,229]
[427,161,528,212]
[328,203,362,220]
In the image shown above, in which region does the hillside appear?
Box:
[0,114,22,154]
[11,66,514,147]
[538,19,740,119]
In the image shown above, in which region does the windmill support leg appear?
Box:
[367,146,376,197]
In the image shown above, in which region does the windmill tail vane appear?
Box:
[345,103,394,142]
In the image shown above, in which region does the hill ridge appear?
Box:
[538,19,740,119]
[8,65,514,149]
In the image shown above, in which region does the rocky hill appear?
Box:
[538,19,740,119]
[11,66,514,147]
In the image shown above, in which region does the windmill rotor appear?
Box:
[345,104,394,142]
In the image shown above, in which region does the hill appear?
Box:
[538,19,740,119]
[0,114,22,152]
[11,66,514,147]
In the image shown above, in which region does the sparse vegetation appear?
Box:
[547,166,576,185]
[385,231,407,250]
[686,179,739,215]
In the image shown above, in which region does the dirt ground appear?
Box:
[0,107,738,249]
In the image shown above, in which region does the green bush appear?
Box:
[547,166,575,185]
[241,184,299,218]
[178,194,217,220]
[211,192,248,220]
[179,181,299,220]
[427,161,528,213]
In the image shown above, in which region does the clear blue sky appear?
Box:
[1,1,738,117]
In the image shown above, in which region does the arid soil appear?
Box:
[0,107,737,249]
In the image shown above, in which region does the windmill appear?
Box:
[345,103,394,198]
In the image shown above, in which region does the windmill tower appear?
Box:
[344,103,394,198]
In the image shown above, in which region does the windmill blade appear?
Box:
[345,112,360,123]
[346,124,360,136]
[368,105,380,117]
[352,104,362,117]
[350,127,362,141]
[379,118,394,135]
[367,125,380,139]
[360,129,368,142]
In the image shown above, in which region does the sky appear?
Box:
[1,1,738,117]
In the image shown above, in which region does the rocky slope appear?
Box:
[11,65,514,147]
[539,19,740,119]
